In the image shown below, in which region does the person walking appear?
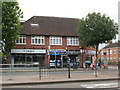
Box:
[99,58,102,68]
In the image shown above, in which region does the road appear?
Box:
[2,80,119,88]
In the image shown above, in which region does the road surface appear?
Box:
[2,80,119,88]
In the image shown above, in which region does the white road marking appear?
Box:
[81,83,118,88]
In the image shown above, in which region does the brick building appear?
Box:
[10,16,96,68]
[99,42,120,63]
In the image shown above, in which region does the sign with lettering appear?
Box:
[66,51,80,55]
[86,50,96,55]
[11,49,46,54]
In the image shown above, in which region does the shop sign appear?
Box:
[66,51,80,55]
[86,50,96,55]
[11,49,46,54]
[49,49,66,54]
[49,60,55,66]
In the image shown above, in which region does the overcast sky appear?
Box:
[17,0,120,49]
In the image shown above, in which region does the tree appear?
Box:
[77,12,118,77]
[2,2,23,63]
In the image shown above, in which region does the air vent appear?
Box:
[31,23,39,27]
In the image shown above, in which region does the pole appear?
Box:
[67,51,70,78]
[8,64,12,80]
[55,51,56,69]
[39,60,41,79]
[68,63,70,78]
[95,45,98,77]
[83,48,84,68]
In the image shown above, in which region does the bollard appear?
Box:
[68,63,70,78]
[39,62,41,79]
[8,64,13,80]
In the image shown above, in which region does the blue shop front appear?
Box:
[49,49,66,68]
[48,49,80,68]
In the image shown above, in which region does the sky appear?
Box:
[17,0,120,49]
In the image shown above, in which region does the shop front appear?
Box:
[66,50,80,67]
[85,50,96,67]
[11,49,46,67]
[48,49,66,68]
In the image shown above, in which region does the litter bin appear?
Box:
[73,63,77,69]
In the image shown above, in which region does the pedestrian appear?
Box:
[99,58,102,68]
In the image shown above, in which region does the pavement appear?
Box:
[0,65,119,86]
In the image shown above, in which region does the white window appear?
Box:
[114,58,116,62]
[118,50,120,54]
[50,36,62,45]
[110,58,113,62]
[119,58,120,62]
[114,50,116,54]
[102,51,104,55]
[67,37,79,46]
[110,50,112,54]
[16,35,26,44]
[106,50,108,55]
[31,36,45,45]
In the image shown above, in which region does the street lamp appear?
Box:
[79,46,84,68]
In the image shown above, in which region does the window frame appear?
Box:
[16,35,26,45]
[118,49,120,54]
[110,58,113,62]
[114,50,116,54]
[49,36,62,45]
[67,37,79,46]
[110,50,112,54]
[114,57,116,62]
[31,36,45,45]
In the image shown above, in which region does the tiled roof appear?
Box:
[20,16,79,36]
[103,42,120,49]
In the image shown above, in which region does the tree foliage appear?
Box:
[77,12,118,77]
[78,12,118,47]
[2,2,23,54]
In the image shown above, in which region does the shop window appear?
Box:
[50,36,62,45]
[14,55,26,64]
[50,55,55,60]
[16,35,26,44]
[67,37,79,46]
[31,36,45,45]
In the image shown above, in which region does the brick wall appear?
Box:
[100,48,119,62]
[14,36,80,50]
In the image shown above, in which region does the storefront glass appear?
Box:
[12,54,45,67]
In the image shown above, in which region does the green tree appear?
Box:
[77,12,118,77]
[2,2,23,62]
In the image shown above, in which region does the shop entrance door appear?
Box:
[38,55,45,68]
[63,56,67,67]
[27,56,32,64]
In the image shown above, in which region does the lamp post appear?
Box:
[65,47,70,78]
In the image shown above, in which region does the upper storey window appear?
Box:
[50,36,62,45]
[16,35,26,44]
[31,36,45,45]
[67,37,79,46]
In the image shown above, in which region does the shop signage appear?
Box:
[86,50,96,55]
[11,49,46,54]
[66,51,80,55]
[49,49,66,53]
